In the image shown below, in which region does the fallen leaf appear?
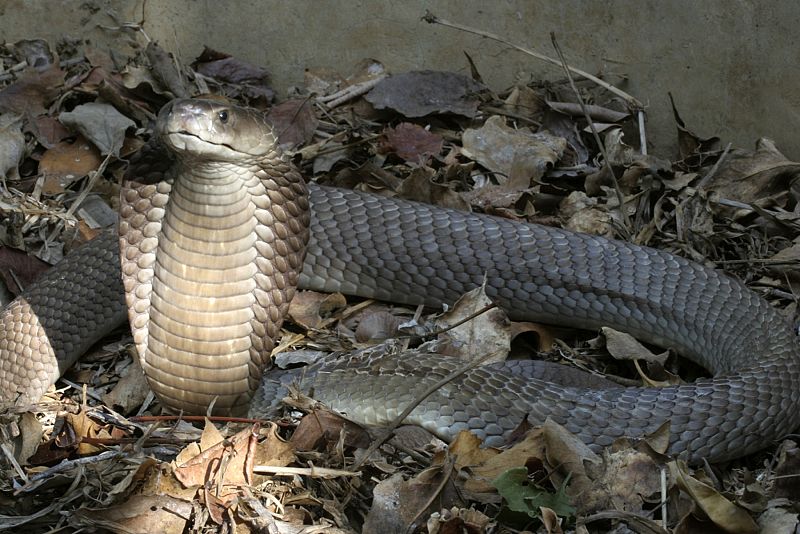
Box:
[291,408,371,451]
[354,310,406,342]
[397,166,471,211]
[599,327,669,366]
[380,122,443,162]
[434,281,511,364]
[71,494,192,534]
[0,117,25,180]
[267,98,318,148]
[493,467,575,521]
[0,63,64,115]
[59,102,135,156]
[38,135,102,193]
[705,137,800,204]
[669,93,720,161]
[101,356,150,414]
[773,440,800,500]
[288,290,347,329]
[366,70,485,118]
[462,116,566,182]
[0,246,50,295]
[671,460,758,534]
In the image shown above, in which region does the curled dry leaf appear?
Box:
[0,118,25,180]
[434,281,510,365]
[671,460,759,534]
[288,289,347,329]
[599,326,669,366]
[397,166,471,211]
[354,310,406,343]
[705,137,800,204]
[462,115,566,182]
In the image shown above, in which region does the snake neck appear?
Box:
[140,158,310,415]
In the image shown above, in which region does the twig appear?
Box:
[15,450,125,493]
[318,75,387,108]
[550,33,631,232]
[638,110,648,156]
[422,11,642,109]
[350,349,501,471]
[252,464,361,478]
[697,142,732,189]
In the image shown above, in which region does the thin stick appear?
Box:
[550,33,631,231]
[252,464,361,478]
[422,11,642,109]
[697,142,732,189]
[350,349,501,471]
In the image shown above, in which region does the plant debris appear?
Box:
[0,13,799,534]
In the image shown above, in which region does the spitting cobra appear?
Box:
[1,98,798,463]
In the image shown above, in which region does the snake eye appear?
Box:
[218,110,229,123]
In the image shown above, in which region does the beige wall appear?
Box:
[2,0,798,159]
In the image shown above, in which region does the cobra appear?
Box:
[1,98,798,463]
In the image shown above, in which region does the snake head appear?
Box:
[156,98,278,162]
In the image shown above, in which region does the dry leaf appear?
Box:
[671,460,758,534]
[380,122,443,162]
[267,98,319,148]
[366,70,485,118]
[434,281,510,364]
[462,115,566,182]
[59,102,135,156]
[38,135,103,193]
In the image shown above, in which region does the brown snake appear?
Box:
[1,99,798,463]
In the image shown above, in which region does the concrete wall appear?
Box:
[2,0,798,159]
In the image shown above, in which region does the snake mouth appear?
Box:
[168,129,239,154]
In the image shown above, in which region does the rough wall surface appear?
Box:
[1,0,797,159]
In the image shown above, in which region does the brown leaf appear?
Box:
[38,135,102,193]
[671,460,758,534]
[145,41,188,98]
[434,281,511,364]
[0,118,25,180]
[288,290,347,329]
[58,102,135,156]
[363,460,462,534]
[174,423,258,500]
[291,408,371,451]
[774,440,800,500]
[546,101,629,123]
[266,98,318,148]
[599,327,669,366]
[354,310,406,343]
[26,114,72,149]
[380,122,443,162]
[465,429,547,494]
[71,494,192,534]
[669,93,720,160]
[462,117,565,211]
[0,63,64,116]
[101,356,150,415]
[706,138,800,204]
[397,166,471,211]
[366,70,485,118]
[0,246,50,295]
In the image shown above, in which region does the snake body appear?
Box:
[1,99,799,463]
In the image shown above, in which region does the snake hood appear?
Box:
[156,98,279,163]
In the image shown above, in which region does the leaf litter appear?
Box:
[0,11,798,534]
